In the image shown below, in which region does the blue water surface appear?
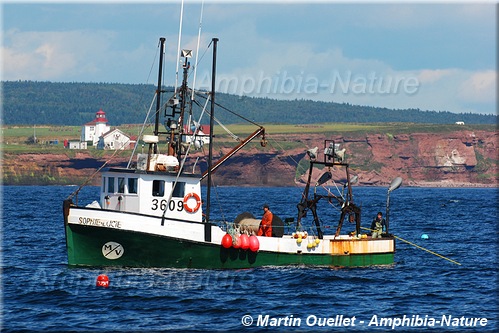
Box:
[1,185,497,332]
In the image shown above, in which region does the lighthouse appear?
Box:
[81,109,111,146]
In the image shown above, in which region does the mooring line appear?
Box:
[360,227,461,266]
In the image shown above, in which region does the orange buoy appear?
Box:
[221,234,232,249]
[239,233,250,250]
[249,235,260,252]
[96,274,109,288]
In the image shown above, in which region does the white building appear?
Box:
[97,128,132,150]
[81,109,111,146]
[68,140,87,149]
[183,124,211,146]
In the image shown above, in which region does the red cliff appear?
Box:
[2,130,497,187]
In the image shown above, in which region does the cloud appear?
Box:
[417,69,457,84]
[2,29,115,81]
[207,35,496,114]
[458,70,496,104]
[2,3,495,115]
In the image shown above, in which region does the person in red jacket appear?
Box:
[258,204,273,237]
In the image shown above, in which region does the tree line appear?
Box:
[2,80,496,126]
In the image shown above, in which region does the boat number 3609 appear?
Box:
[151,199,184,212]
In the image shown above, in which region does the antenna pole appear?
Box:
[174,0,185,94]
[191,1,204,101]
[205,37,218,241]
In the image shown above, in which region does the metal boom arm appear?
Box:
[201,127,265,181]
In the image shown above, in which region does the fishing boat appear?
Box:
[63,37,402,269]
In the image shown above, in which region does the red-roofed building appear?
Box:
[183,124,211,146]
[81,109,111,146]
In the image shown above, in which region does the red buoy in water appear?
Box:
[221,234,232,249]
[96,274,109,288]
[239,233,250,250]
[249,235,260,252]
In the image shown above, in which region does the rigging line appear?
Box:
[145,40,161,85]
[213,100,261,127]
[66,147,127,202]
[330,179,344,199]
[174,0,185,95]
[161,98,209,220]
[190,95,211,127]
[191,0,204,101]
[127,93,158,168]
[360,227,461,266]
[123,40,162,132]
[320,185,343,212]
[161,39,167,93]
[210,174,228,224]
[267,137,301,167]
[191,98,239,141]
[185,38,213,86]
[194,92,261,127]
[204,110,240,141]
[266,136,310,181]
[188,41,211,84]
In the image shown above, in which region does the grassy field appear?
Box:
[1,123,495,154]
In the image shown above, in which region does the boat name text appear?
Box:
[79,217,122,229]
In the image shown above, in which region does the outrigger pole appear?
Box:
[205,37,218,241]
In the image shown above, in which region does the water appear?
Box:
[2,185,497,331]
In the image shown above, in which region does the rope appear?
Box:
[193,92,260,127]
[360,227,461,266]
[191,98,239,141]
[191,0,204,101]
[161,95,209,220]
[66,142,129,202]
[127,92,158,168]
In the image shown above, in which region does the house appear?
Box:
[81,109,111,146]
[97,128,132,150]
[68,140,87,149]
[183,124,211,146]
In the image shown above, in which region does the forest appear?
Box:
[2,80,496,126]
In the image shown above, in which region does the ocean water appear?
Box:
[1,185,497,332]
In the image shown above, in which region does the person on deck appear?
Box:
[370,212,386,238]
[257,204,273,237]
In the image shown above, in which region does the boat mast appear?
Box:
[153,37,166,154]
[205,37,218,241]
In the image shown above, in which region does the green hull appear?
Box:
[65,224,394,269]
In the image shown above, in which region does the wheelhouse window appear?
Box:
[118,177,125,193]
[172,182,185,198]
[107,177,115,193]
[152,180,165,197]
[128,178,138,194]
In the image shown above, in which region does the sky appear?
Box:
[1,1,497,115]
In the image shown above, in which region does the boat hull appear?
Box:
[64,206,395,269]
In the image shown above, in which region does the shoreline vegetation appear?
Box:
[1,123,497,187]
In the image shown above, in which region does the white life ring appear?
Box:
[183,193,201,213]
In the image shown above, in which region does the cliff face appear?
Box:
[2,130,497,187]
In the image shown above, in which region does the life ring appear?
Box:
[183,192,201,213]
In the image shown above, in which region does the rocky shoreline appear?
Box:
[2,129,497,187]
